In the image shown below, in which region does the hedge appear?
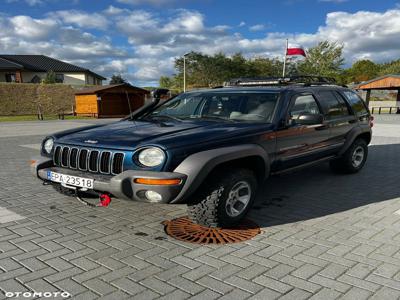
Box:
[0,83,81,116]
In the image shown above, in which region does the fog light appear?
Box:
[145,190,162,202]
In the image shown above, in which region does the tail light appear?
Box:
[369,115,374,128]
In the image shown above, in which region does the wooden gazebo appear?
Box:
[75,83,149,118]
[355,74,400,110]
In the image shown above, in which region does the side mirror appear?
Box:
[294,113,323,125]
[151,88,170,101]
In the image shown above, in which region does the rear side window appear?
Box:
[342,91,369,116]
[319,90,350,119]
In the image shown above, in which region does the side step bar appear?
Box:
[271,155,336,176]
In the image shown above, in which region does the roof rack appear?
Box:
[225,75,338,87]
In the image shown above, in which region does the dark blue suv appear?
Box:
[32,77,372,228]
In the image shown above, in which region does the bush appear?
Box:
[0,83,76,115]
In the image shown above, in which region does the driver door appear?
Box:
[274,92,331,170]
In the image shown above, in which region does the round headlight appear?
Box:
[43,138,54,154]
[138,147,165,167]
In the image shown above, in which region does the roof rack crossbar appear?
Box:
[225,75,337,87]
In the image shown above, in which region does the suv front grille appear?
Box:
[53,145,124,175]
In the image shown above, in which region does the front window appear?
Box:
[143,91,280,123]
[55,73,64,83]
[5,73,16,82]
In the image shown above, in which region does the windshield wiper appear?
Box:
[142,115,182,122]
[191,115,234,122]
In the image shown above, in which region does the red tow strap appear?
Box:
[75,193,112,207]
[99,194,112,207]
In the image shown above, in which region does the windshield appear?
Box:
[142,91,280,122]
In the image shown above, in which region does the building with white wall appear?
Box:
[0,55,105,85]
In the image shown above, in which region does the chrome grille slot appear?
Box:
[53,146,62,166]
[79,149,88,170]
[61,147,70,167]
[69,148,78,169]
[53,145,124,175]
[88,151,99,172]
[100,151,111,173]
[112,153,124,174]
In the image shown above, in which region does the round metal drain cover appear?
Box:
[162,217,261,244]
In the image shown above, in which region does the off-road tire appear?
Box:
[187,169,257,228]
[330,138,368,174]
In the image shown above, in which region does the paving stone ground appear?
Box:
[0,116,400,299]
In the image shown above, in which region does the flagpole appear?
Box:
[282,39,288,78]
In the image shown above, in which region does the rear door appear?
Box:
[274,91,331,170]
[317,89,357,148]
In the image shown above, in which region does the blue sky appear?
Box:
[1,0,399,85]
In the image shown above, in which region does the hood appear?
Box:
[56,119,274,150]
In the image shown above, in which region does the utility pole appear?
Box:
[183,52,189,92]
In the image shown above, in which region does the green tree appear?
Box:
[298,41,345,79]
[159,76,175,89]
[379,59,400,75]
[247,57,283,77]
[109,74,126,84]
[171,52,284,91]
[346,59,380,83]
[42,70,57,84]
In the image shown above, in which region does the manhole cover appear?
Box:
[162,217,261,244]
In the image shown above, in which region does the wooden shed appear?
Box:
[355,74,400,107]
[75,84,150,118]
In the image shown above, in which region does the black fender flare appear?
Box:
[170,144,270,204]
[338,125,371,156]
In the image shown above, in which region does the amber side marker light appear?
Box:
[134,178,182,185]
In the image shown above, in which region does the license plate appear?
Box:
[47,171,94,189]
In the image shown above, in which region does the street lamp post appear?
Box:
[183,52,189,92]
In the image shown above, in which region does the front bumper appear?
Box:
[31,157,186,203]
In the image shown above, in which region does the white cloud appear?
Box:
[249,24,266,31]
[6,0,44,6]
[103,5,127,15]
[10,16,58,40]
[116,0,176,5]
[52,10,110,29]
[2,7,400,85]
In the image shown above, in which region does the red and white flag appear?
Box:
[286,44,306,57]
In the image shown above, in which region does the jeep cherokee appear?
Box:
[31,77,373,228]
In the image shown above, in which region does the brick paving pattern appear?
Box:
[0,116,399,299]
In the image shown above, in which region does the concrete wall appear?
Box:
[21,72,45,83]
[64,73,86,85]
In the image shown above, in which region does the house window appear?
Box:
[5,73,16,82]
[55,73,64,83]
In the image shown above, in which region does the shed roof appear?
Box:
[75,83,150,95]
[355,74,400,90]
[0,55,106,80]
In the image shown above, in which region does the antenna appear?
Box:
[125,90,133,120]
